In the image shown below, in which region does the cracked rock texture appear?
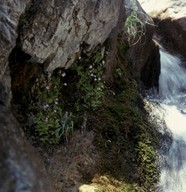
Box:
[0,0,123,95]
[19,0,122,71]
[0,0,31,104]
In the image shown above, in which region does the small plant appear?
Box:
[29,75,74,144]
[136,138,159,189]
[124,11,146,46]
[73,51,105,111]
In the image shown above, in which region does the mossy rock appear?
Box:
[90,41,160,190]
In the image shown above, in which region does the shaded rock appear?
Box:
[19,0,123,72]
[0,81,7,105]
[0,85,52,192]
[139,0,186,60]
[48,130,101,192]
[0,0,31,103]
[123,0,160,88]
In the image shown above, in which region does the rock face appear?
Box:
[0,0,31,102]
[0,0,161,191]
[139,0,186,60]
[0,83,52,191]
[124,0,160,88]
[1,0,124,101]
[19,0,123,72]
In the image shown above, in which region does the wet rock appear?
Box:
[139,0,186,60]
[124,0,160,88]
[0,85,52,192]
[19,0,123,72]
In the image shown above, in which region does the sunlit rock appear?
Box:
[124,0,160,88]
[79,184,98,192]
[139,0,186,60]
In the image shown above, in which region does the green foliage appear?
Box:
[92,175,143,192]
[28,50,105,144]
[124,11,146,46]
[120,183,144,192]
[92,41,160,190]
[29,76,74,144]
[72,52,105,111]
[136,139,159,189]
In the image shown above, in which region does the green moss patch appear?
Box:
[89,42,160,190]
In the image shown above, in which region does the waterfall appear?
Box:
[147,49,186,192]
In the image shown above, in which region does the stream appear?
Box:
[147,48,186,192]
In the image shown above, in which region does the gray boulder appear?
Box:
[0,83,53,192]
[19,0,122,72]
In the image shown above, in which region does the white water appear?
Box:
[149,49,186,192]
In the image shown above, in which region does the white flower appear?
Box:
[43,104,49,109]
[64,83,67,86]
[62,72,66,77]
[89,65,93,69]
[102,60,105,64]
[46,86,50,90]
[79,56,82,60]
[98,77,101,81]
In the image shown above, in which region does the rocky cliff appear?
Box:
[0,0,160,191]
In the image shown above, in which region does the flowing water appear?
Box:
[147,49,186,192]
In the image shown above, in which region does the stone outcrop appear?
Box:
[0,83,52,192]
[139,0,186,60]
[19,0,123,72]
[0,0,31,103]
[123,0,160,88]
[1,0,124,101]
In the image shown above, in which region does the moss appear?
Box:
[92,175,143,192]
[90,41,160,190]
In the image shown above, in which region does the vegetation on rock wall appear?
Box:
[124,10,153,46]
[26,49,105,144]
[10,15,160,191]
[28,76,74,144]
[87,40,160,191]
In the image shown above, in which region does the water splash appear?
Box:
[148,49,186,192]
